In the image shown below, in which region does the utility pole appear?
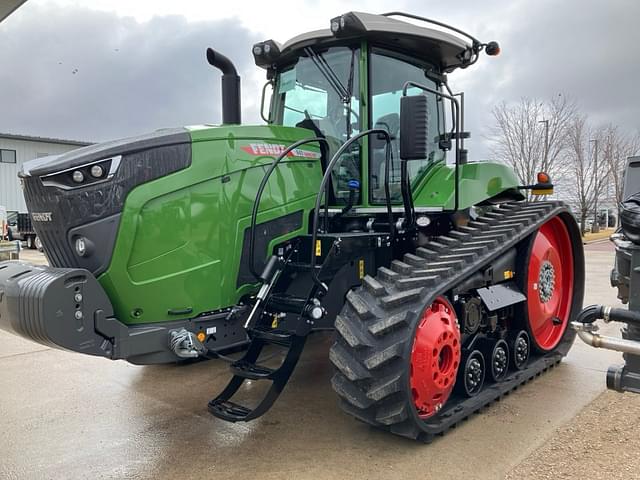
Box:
[590,138,599,233]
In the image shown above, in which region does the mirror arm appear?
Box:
[401,81,462,211]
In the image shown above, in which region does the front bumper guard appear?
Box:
[0,261,246,364]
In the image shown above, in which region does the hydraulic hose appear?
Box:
[310,129,393,290]
[248,137,329,280]
[575,304,604,324]
[576,304,640,326]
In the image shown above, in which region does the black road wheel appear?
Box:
[456,349,485,397]
[490,339,509,381]
[511,330,530,370]
[480,338,509,382]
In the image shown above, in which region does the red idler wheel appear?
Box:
[410,297,461,418]
[526,216,574,352]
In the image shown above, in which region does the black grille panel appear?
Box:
[22,135,192,272]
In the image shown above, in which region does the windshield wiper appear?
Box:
[304,47,357,140]
[345,49,356,138]
[304,47,350,102]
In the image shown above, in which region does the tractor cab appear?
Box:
[253,12,497,208]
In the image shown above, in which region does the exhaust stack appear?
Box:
[206,48,241,125]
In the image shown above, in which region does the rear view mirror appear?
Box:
[400,95,429,160]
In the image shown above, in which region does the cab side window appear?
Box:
[369,50,444,203]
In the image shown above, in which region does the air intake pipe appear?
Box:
[206,48,241,125]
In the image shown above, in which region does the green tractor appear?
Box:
[0,12,584,441]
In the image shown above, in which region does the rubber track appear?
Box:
[329,201,576,442]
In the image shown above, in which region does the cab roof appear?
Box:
[260,12,476,73]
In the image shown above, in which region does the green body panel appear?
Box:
[98,125,322,324]
[412,161,521,209]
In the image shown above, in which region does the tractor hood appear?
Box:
[20,124,322,326]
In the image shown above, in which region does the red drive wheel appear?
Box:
[410,297,461,418]
[526,216,574,352]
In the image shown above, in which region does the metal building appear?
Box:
[0,133,91,212]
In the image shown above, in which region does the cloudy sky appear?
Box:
[2,0,639,160]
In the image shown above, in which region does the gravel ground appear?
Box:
[506,389,640,479]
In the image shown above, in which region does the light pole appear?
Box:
[590,138,599,233]
[539,119,549,171]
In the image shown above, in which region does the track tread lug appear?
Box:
[375,401,408,425]
[437,236,459,246]
[363,275,387,296]
[395,276,438,289]
[437,252,477,262]
[403,253,427,267]
[377,266,398,282]
[458,226,482,235]
[365,342,404,370]
[411,267,451,277]
[330,342,372,381]
[331,373,374,409]
[415,247,439,260]
[380,288,424,309]
[425,241,449,252]
[368,312,409,336]
[366,373,404,401]
[449,230,472,241]
[390,260,413,275]
[389,421,421,440]
[468,220,492,230]
[346,291,375,320]
[335,314,372,348]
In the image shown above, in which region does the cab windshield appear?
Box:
[273,46,361,204]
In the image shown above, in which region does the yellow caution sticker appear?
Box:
[503,270,515,280]
[271,315,279,329]
[315,240,322,257]
[358,259,365,279]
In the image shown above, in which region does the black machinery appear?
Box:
[573,156,640,393]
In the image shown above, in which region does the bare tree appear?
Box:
[600,124,640,204]
[490,95,577,192]
[566,116,612,233]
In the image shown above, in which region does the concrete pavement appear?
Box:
[0,241,625,480]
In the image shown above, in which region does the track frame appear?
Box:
[330,201,585,441]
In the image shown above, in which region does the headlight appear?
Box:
[72,171,84,183]
[90,165,104,178]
